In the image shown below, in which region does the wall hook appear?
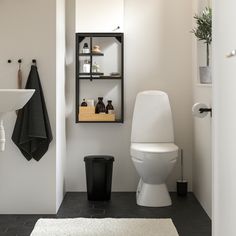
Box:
[32,59,37,65]
[7,59,12,63]
[113,26,120,31]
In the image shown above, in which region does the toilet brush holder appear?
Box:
[176,149,188,197]
[177,180,188,196]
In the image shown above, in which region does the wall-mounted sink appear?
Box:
[0,89,35,151]
[0,89,35,114]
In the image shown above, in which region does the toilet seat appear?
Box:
[131,143,178,160]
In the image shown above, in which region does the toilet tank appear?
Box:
[131,91,174,143]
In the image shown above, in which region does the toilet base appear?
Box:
[136,179,172,207]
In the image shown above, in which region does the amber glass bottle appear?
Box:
[106,100,114,114]
[95,97,106,114]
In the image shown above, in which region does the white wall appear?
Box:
[56,0,66,211]
[65,0,193,192]
[76,0,124,32]
[192,0,212,218]
[0,0,65,214]
[213,0,236,234]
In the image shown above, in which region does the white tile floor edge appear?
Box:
[30,218,179,236]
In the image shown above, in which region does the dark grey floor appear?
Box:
[0,192,211,236]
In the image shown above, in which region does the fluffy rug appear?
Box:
[30,218,179,236]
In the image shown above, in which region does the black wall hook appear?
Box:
[7,58,37,65]
[113,26,120,31]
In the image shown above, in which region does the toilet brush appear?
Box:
[177,149,188,196]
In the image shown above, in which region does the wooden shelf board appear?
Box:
[76,120,123,123]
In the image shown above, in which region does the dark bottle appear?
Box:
[106,100,114,114]
[81,99,87,107]
[95,97,106,114]
[82,43,89,53]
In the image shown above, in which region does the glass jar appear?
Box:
[92,62,100,73]
[83,60,90,73]
[95,97,106,114]
[106,100,114,114]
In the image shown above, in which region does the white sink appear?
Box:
[0,89,35,114]
[0,89,35,151]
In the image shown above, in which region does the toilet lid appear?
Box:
[130,143,179,158]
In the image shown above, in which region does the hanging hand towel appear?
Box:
[12,65,53,161]
[16,63,23,115]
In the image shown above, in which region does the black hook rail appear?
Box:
[7,59,37,64]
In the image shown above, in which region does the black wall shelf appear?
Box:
[79,72,104,76]
[76,32,124,123]
[79,53,104,56]
[78,76,122,80]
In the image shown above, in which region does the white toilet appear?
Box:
[131,90,178,207]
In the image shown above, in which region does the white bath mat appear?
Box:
[30,218,179,236]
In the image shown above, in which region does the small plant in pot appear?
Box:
[192,7,212,84]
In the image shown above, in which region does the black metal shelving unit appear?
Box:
[76,32,124,123]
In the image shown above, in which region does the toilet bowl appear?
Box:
[130,91,179,207]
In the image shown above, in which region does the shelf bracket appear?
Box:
[78,36,85,43]
[115,36,122,43]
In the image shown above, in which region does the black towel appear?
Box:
[12,65,53,161]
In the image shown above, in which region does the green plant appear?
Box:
[192,7,212,66]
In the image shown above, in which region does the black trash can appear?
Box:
[84,155,114,201]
